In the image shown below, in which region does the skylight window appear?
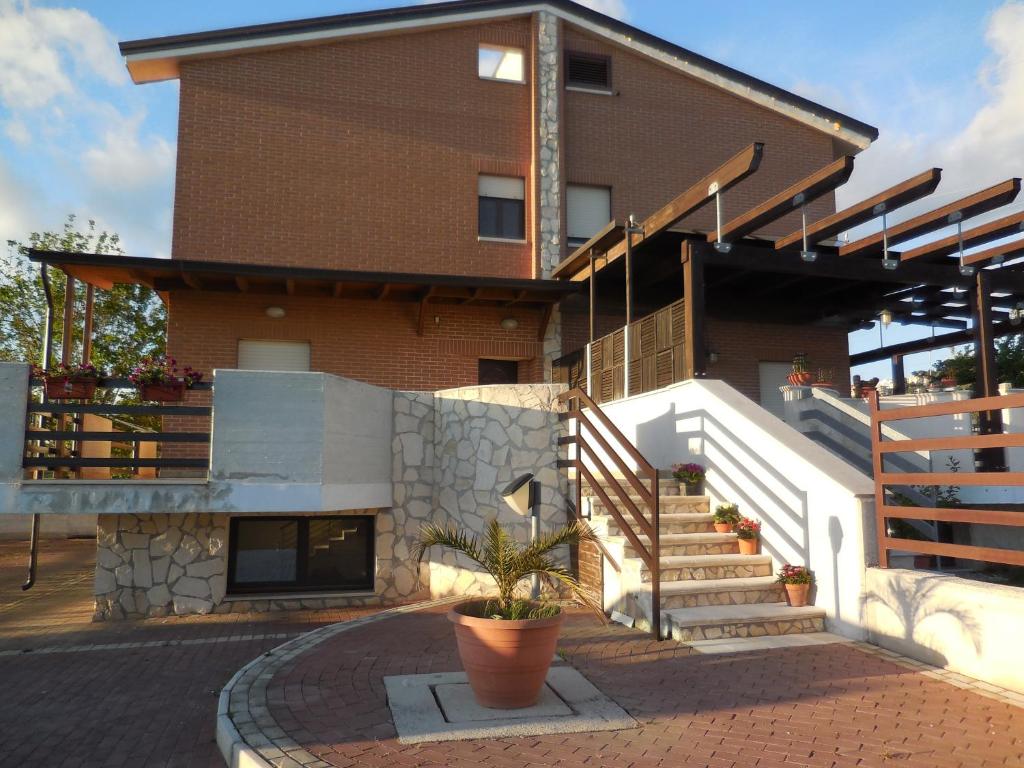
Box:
[478,44,525,83]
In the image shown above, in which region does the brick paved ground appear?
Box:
[268,603,1024,768]
[0,540,386,767]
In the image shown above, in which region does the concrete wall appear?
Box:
[864,567,1024,694]
[593,378,876,638]
[0,363,29,513]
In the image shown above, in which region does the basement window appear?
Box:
[479,44,525,83]
[227,516,375,594]
[566,51,611,92]
[479,175,526,241]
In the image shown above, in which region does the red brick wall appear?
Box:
[166,293,546,391]
[561,26,841,260]
[173,19,535,278]
[706,318,850,402]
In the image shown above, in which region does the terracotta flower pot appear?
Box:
[784,583,811,607]
[713,522,733,533]
[684,480,704,496]
[787,371,813,386]
[140,381,186,402]
[737,537,759,555]
[45,377,97,400]
[448,601,564,709]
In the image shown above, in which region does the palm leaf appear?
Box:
[521,519,600,560]
[414,523,486,571]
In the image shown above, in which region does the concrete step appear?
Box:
[626,532,739,558]
[659,576,785,609]
[640,554,772,583]
[661,603,826,642]
[686,632,850,655]
[588,496,710,516]
[603,512,715,536]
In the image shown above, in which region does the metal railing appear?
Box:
[23,377,213,479]
[557,387,661,639]
[868,390,1024,568]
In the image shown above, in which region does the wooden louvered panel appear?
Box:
[611,329,625,366]
[671,299,686,344]
[628,362,643,397]
[641,354,657,393]
[590,339,603,373]
[656,306,672,351]
[639,316,656,358]
[628,322,642,362]
[656,350,674,389]
[600,368,615,404]
[672,343,687,381]
[613,366,625,401]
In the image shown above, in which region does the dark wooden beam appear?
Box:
[708,155,854,244]
[551,220,624,279]
[504,289,528,306]
[416,287,435,337]
[964,237,1024,267]
[901,210,1024,263]
[891,354,906,395]
[537,303,554,342]
[376,283,391,301]
[571,143,764,282]
[60,273,75,366]
[462,287,482,304]
[285,278,296,295]
[971,269,1004,470]
[81,284,94,366]
[774,168,942,250]
[840,178,1022,258]
[181,273,203,290]
[332,282,344,298]
[849,322,1021,365]
[235,276,250,293]
[682,241,707,378]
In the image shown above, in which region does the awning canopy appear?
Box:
[27,251,581,308]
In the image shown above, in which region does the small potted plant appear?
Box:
[776,564,814,607]
[812,367,835,390]
[129,355,203,402]
[787,353,812,386]
[713,503,740,533]
[734,516,761,555]
[416,518,601,709]
[672,462,706,495]
[36,363,103,400]
[859,377,880,398]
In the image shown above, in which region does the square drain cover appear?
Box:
[384,666,636,743]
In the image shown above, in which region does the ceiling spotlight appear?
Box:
[882,258,899,271]
[959,264,976,277]
[880,309,893,327]
[500,317,519,330]
[713,241,733,254]
[265,306,286,319]
[800,250,818,263]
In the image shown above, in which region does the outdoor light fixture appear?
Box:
[879,212,899,270]
[1012,302,1024,327]
[797,198,817,262]
[501,473,540,598]
[710,181,732,253]
[880,309,893,327]
[500,317,519,330]
[264,306,286,319]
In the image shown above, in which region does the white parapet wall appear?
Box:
[592,379,876,639]
[864,567,1024,694]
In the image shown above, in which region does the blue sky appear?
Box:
[2,0,1023,382]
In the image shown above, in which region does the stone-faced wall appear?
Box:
[95,513,229,620]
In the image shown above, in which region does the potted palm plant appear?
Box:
[36,363,103,400]
[416,518,601,709]
[735,516,761,555]
[713,503,740,533]
[776,564,814,607]
[129,355,203,402]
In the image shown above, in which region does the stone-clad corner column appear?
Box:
[536,10,563,381]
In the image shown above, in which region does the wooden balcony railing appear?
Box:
[868,390,1024,568]
[23,377,213,480]
[558,387,661,639]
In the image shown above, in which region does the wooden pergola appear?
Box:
[553,143,1024,421]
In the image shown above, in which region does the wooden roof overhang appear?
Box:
[27,250,581,308]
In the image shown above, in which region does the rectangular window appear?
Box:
[237,340,311,372]
[478,44,525,83]
[478,359,519,385]
[228,515,375,594]
[566,51,611,91]
[479,175,526,241]
[566,184,612,247]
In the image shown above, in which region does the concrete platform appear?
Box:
[384,666,637,743]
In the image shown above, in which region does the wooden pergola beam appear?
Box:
[774,168,942,250]
[707,155,854,245]
[551,220,623,280]
[570,142,764,282]
[964,237,1024,267]
[839,178,1022,258]
[901,210,1024,263]
[416,287,435,337]
[849,320,1020,365]
[235,277,250,293]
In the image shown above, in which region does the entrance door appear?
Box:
[478,358,519,385]
[758,361,792,418]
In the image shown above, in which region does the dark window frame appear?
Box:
[565,50,612,92]
[478,194,526,240]
[227,515,375,594]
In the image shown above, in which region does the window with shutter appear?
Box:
[566,51,611,91]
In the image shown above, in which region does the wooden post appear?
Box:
[81,284,95,365]
[681,240,706,378]
[61,273,76,366]
[971,271,1005,471]
[890,354,906,395]
[867,390,889,568]
[588,250,596,343]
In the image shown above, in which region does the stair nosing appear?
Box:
[659,576,782,594]
[662,603,826,627]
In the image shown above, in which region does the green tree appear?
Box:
[1,215,166,373]
[933,335,1024,388]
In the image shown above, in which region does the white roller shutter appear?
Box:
[237,340,311,372]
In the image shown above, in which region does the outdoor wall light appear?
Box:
[264,306,286,319]
[500,317,520,330]
[501,473,540,598]
[880,309,893,327]
[707,350,720,364]
[800,250,818,263]
[881,257,899,271]
[959,263,976,277]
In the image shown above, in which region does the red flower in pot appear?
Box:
[36,363,103,400]
[128,355,203,402]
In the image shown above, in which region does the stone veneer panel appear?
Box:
[536,10,562,380]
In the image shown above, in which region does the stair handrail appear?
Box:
[558,386,661,639]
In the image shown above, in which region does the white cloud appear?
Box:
[573,0,630,21]
[838,2,1024,234]
[82,115,175,189]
